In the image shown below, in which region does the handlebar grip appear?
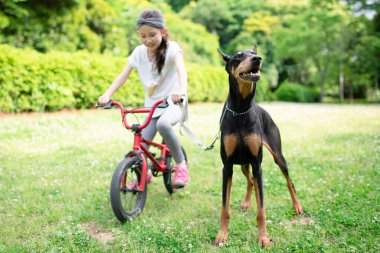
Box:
[96,100,113,109]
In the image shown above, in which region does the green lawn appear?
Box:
[0,103,379,252]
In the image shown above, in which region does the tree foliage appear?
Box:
[0,0,219,64]
[0,0,379,106]
[177,0,379,102]
[273,1,379,101]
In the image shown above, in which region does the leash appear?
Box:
[166,99,252,151]
[167,98,221,151]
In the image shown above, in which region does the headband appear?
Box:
[137,17,165,28]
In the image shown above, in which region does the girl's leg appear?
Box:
[141,117,158,149]
[156,105,188,186]
[156,106,185,165]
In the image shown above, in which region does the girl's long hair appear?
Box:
[156,34,168,74]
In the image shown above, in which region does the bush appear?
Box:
[0,44,229,113]
[187,63,226,102]
[0,44,275,113]
[0,44,141,112]
[274,81,319,102]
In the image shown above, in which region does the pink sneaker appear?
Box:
[127,170,153,190]
[171,165,189,187]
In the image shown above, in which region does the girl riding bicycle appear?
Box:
[98,9,189,188]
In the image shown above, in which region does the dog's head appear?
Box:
[218,46,262,84]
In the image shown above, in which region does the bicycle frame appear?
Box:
[110,99,171,192]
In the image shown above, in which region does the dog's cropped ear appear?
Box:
[253,44,258,54]
[217,48,230,62]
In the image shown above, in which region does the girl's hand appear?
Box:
[171,92,185,103]
[98,95,111,106]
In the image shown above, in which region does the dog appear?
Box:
[215,46,304,247]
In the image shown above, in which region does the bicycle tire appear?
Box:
[110,156,147,222]
[163,146,187,194]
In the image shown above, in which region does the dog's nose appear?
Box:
[252,56,261,62]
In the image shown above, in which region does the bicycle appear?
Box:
[98,98,187,222]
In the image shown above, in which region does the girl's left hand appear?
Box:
[171,92,186,103]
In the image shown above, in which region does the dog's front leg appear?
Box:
[215,164,233,246]
[241,164,253,211]
[252,164,271,247]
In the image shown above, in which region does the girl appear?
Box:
[98,9,189,188]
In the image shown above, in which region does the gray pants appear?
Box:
[142,105,185,163]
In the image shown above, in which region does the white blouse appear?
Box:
[128,41,185,117]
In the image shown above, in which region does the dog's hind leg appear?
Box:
[263,126,304,214]
[215,163,233,246]
[252,163,271,247]
[241,164,253,211]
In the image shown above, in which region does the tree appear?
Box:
[179,0,232,35]
[227,11,280,87]
[0,0,220,65]
[180,0,265,51]
[164,0,191,12]
[273,2,359,102]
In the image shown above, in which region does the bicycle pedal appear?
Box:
[151,169,159,177]
[172,186,185,193]
[171,185,185,189]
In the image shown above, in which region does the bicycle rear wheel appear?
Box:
[163,146,187,194]
[110,156,147,222]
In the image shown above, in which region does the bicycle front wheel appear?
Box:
[110,156,147,222]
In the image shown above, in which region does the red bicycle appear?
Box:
[99,99,187,222]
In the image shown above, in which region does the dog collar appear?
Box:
[225,102,254,116]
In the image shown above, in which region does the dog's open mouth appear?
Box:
[239,67,260,82]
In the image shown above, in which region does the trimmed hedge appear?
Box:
[0,44,214,112]
[0,44,272,113]
[274,81,319,103]
[0,44,140,112]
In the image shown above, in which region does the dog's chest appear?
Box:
[222,131,262,164]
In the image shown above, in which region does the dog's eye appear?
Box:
[235,52,243,58]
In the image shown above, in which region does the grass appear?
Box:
[0,102,379,252]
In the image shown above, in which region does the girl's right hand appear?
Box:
[98,95,110,106]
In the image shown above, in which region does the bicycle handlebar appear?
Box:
[98,99,167,131]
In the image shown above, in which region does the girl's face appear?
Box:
[138,25,167,52]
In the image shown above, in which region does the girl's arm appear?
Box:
[172,52,188,103]
[98,63,133,105]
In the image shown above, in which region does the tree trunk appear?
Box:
[319,69,327,102]
[339,69,345,102]
[349,82,354,103]
[375,72,379,101]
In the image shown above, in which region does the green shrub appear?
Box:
[0,44,139,112]
[187,63,227,102]
[187,64,272,103]
[0,44,226,112]
[255,74,271,102]
[274,81,319,102]
[0,44,274,113]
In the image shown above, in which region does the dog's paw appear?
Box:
[294,203,304,215]
[241,200,251,211]
[214,231,228,247]
[258,233,271,248]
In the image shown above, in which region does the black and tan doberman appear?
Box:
[215,46,304,247]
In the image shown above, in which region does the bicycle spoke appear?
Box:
[119,168,138,211]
